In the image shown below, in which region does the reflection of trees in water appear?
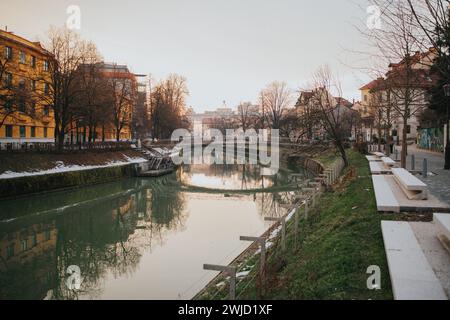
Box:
[132,184,188,251]
[254,191,300,219]
[6,180,189,300]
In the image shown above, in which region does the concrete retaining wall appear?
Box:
[0,164,138,199]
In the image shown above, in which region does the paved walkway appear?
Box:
[393,145,450,205]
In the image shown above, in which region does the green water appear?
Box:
[0,163,309,300]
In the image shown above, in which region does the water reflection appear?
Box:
[0,164,305,300]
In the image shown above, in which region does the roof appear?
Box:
[359,78,384,91]
[0,29,52,57]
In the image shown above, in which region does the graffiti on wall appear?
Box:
[417,128,444,152]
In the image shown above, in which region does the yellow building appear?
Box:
[0,29,55,143]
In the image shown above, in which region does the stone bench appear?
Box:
[382,157,396,167]
[381,221,448,300]
[372,175,399,212]
[392,168,428,200]
[373,152,386,158]
[370,161,391,175]
[366,155,382,162]
[434,213,450,253]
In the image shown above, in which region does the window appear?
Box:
[31,233,37,247]
[43,105,50,116]
[5,125,13,138]
[364,95,368,102]
[44,230,51,241]
[31,80,36,91]
[5,100,12,110]
[19,51,26,64]
[43,127,48,138]
[21,239,28,252]
[18,98,26,112]
[43,60,49,71]
[4,72,12,87]
[5,46,12,60]
[31,126,36,138]
[20,126,26,138]
[18,78,25,90]
[6,243,14,258]
[31,102,36,115]
[31,56,36,68]
[44,82,49,94]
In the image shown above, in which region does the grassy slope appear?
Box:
[239,150,393,300]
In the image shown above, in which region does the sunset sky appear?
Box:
[1,0,374,112]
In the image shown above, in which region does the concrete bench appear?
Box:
[373,152,386,158]
[381,221,448,300]
[382,157,396,167]
[372,175,399,212]
[366,155,382,162]
[392,168,428,200]
[434,214,450,253]
[370,161,391,175]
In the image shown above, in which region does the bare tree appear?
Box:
[237,101,256,131]
[107,67,136,141]
[150,74,190,139]
[260,81,293,131]
[40,27,101,150]
[308,66,349,166]
[72,62,112,143]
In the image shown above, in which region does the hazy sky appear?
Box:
[1,0,373,112]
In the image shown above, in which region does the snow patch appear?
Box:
[0,156,148,180]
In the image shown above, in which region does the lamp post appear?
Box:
[443,84,450,170]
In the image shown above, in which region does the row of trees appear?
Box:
[0,27,135,149]
[207,75,356,167]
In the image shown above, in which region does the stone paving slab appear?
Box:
[381,221,448,300]
[410,220,450,299]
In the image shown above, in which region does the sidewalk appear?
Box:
[394,145,450,205]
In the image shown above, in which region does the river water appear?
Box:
[0,162,309,300]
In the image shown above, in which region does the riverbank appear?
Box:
[199,149,395,300]
[0,150,148,199]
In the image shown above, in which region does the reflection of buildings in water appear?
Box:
[0,221,57,299]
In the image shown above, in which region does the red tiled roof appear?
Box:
[359,78,384,91]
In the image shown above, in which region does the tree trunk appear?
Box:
[335,140,349,167]
[401,118,408,168]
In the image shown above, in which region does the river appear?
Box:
[0,161,310,300]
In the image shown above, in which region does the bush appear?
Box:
[353,141,368,154]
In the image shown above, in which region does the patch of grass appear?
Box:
[236,150,393,300]
[315,149,340,167]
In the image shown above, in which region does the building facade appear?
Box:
[358,48,438,145]
[0,29,55,143]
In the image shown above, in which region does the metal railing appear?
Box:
[0,141,132,153]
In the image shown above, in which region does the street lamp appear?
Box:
[443,84,450,170]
